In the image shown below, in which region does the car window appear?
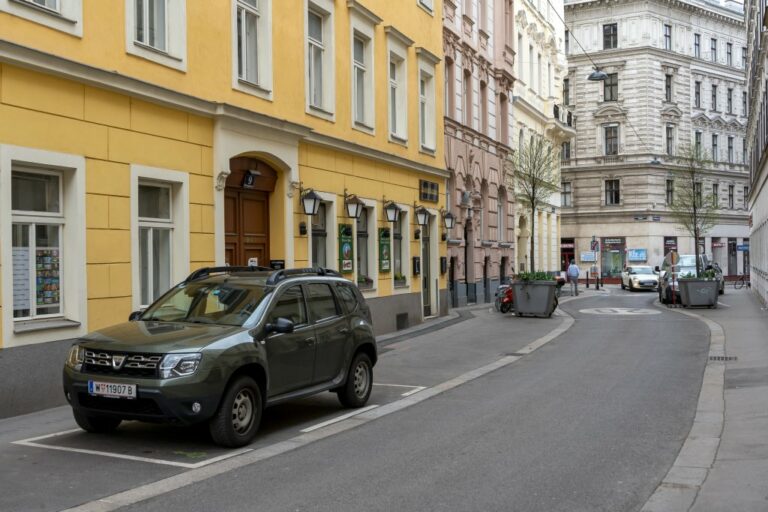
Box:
[306,283,340,322]
[268,286,307,326]
[336,283,359,313]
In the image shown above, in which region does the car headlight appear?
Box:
[632,277,639,282]
[160,353,202,379]
[65,345,85,371]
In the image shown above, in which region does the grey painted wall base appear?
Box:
[0,338,72,419]
[366,292,423,336]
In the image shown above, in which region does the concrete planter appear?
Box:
[679,279,719,308]
[512,281,557,318]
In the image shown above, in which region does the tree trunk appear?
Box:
[529,206,536,272]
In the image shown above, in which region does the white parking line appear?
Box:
[717,302,731,307]
[373,383,427,396]
[401,386,427,397]
[12,429,252,469]
[299,405,379,433]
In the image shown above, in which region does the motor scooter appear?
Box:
[494,284,514,313]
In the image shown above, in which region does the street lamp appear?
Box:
[383,199,401,223]
[588,68,608,81]
[300,187,321,216]
[443,211,455,230]
[344,189,365,219]
[414,205,430,226]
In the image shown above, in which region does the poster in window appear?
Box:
[338,224,354,273]
[12,247,30,311]
[35,248,60,307]
[379,228,391,272]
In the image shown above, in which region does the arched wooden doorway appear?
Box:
[224,157,277,267]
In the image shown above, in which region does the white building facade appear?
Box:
[562,0,750,278]
[746,0,768,304]
[443,0,517,306]
[513,0,575,274]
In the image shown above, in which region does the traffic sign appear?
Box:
[590,240,600,252]
[664,251,679,266]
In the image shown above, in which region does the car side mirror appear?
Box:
[128,310,143,321]
[265,317,294,334]
[654,266,660,272]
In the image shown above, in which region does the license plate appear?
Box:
[88,380,137,399]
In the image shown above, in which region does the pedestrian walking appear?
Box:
[567,259,580,296]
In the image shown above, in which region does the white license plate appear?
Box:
[88,380,137,399]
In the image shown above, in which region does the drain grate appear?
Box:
[709,356,738,362]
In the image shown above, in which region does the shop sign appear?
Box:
[737,244,750,251]
[627,248,647,262]
[580,251,597,262]
[338,224,353,273]
[379,228,391,272]
[712,242,725,248]
[561,243,575,249]
[603,238,624,246]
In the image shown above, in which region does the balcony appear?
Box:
[547,104,577,141]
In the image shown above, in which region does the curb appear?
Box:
[641,302,727,512]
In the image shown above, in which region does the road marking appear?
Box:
[579,307,661,315]
[12,432,252,469]
[62,313,576,512]
[400,386,427,397]
[373,383,427,396]
[716,301,731,308]
[299,405,379,433]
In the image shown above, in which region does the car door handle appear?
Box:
[338,328,350,334]
[303,338,315,346]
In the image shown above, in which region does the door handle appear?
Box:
[303,338,315,346]
[338,328,350,334]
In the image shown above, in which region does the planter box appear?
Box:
[679,279,719,308]
[512,281,557,318]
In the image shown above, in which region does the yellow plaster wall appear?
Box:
[0,0,444,169]
[0,64,215,333]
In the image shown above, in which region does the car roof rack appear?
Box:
[265,267,342,286]
[185,265,273,282]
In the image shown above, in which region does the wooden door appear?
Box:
[225,189,269,266]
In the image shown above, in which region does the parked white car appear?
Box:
[620,265,659,291]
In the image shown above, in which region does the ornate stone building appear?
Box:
[512,0,574,274]
[443,0,516,305]
[562,0,750,278]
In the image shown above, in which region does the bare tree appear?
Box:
[668,145,717,277]
[508,135,560,272]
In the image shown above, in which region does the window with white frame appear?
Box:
[311,202,328,268]
[666,124,675,155]
[234,0,272,94]
[561,181,572,207]
[605,179,620,205]
[418,56,437,151]
[418,0,432,12]
[604,124,619,155]
[386,28,410,141]
[138,183,173,306]
[126,0,186,70]
[1,0,83,36]
[353,35,369,126]
[11,169,64,320]
[663,24,672,50]
[306,1,334,115]
[29,0,57,9]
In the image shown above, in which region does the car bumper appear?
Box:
[631,281,658,289]
[63,367,222,425]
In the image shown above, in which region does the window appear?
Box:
[387,31,408,141]
[234,0,272,95]
[603,23,617,49]
[499,94,509,145]
[664,24,672,50]
[666,179,674,205]
[356,208,370,286]
[444,58,454,120]
[605,179,620,205]
[308,9,326,110]
[666,124,675,155]
[392,212,404,281]
[695,182,702,207]
[352,34,371,127]
[728,136,734,163]
[538,53,542,91]
[565,30,569,54]
[478,0,487,31]
[563,78,570,105]
[28,0,57,9]
[11,170,64,320]
[695,131,702,152]
[695,81,701,107]
[743,91,747,115]
[742,47,747,68]
[236,0,260,85]
[710,38,717,62]
[138,184,173,306]
[518,34,524,79]
[711,84,718,111]
[712,183,719,207]
[463,69,472,126]
[336,283,360,313]
[744,186,749,206]
[0,0,83,36]
[694,33,700,58]
[268,286,307,326]
[712,134,718,161]
[418,56,437,150]
[604,73,618,102]
[561,141,571,161]
[743,138,747,163]
[665,74,672,102]
[561,181,572,207]
[480,81,488,134]
[604,125,618,155]
[311,202,328,267]
[727,88,733,114]
[418,0,433,12]
[498,190,506,241]
[529,45,534,86]
[727,43,732,66]
[306,283,339,322]
[728,185,734,209]
[127,0,186,70]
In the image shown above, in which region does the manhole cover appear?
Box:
[579,308,661,316]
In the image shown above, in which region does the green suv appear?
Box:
[63,267,377,447]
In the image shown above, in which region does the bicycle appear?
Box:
[734,273,751,290]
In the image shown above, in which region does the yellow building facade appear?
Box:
[0,0,447,374]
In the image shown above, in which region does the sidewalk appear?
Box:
[643,288,768,512]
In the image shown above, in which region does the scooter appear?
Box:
[494,284,514,314]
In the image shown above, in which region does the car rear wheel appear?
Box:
[73,409,121,433]
[209,376,262,448]
[337,353,373,408]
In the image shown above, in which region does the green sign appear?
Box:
[379,228,391,273]
[339,224,353,273]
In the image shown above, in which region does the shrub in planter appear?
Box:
[678,271,719,308]
[394,273,407,287]
[512,271,558,318]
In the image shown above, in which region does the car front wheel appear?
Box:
[73,409,121,433]
[338,353,373,408]
[209,376,262,448]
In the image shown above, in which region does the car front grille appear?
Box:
[83,349,163,378]
[78,393,163,416]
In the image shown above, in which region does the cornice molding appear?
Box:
[385,25,414,47]
[346,0,382,25]
[565,0,745,26]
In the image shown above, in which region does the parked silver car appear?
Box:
[657,254,725,304]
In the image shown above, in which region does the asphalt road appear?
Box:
[107,291,709,512]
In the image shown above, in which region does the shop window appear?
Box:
[138,184,173,306]
[356,208,372,289]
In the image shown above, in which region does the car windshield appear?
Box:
[141,282,267,326]
[678,255,697,267]
[630,266,653,274]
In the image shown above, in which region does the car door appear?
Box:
[264,285,315,396]
[305,282,349,384]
